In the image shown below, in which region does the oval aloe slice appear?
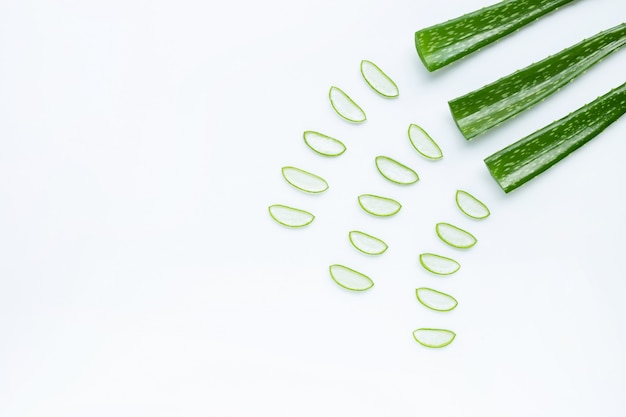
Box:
[419,253,460,275]
[408,124,443,160]
[348,231,388,255]
[303,131,346,157]
[358,194,402,217]
[360,60,399,98]
[416,288,458,312]
[456,190,490,219]
[436,222,477,249]
[412,328,456,348]
[268,204,315,228]
[329,264,374,291]
[281,166,329,194]
[329,86,366,123]
[375,156,419,185]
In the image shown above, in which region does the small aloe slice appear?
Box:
[419,253,460,275]
[349,231,388,255]
[416,288,458,312]
[329,86,366,123]
[360,60,399,98]
[414,0,576,72]
[408,124,443,160]
[375,156,419,185]
[329,264,374,291]
[268,204,315,228]
[303,131,346,157]
[358,194,402,217]
[412,328,456,348]
[281,166,329,194]
[436,222,477,249]
[456,190,490,219]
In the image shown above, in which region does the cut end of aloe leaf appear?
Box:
[416,288,458,312]
[419,253,460,275]
[303,131,346,157]
[349,231,388,255]
[360,60,399,98]
[358,194,402,217]
[329,86,366,123]
[268,204,315,228]
[375,156,419,185]
[329,264,374,291]
[436,222,477,249]
[456,190,490,219]
[281,166,329,194]
[408,124,443,160]
[413,328,456,348]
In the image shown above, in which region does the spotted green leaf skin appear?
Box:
[412,328,456,348]
[415,0,576,72]
[485,82,626,193]
[449,23,626,140]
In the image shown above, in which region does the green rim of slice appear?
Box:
[329,264,374,291]
[348,230,388,255]
[329,86,367,123]
[360,60,399,98]
[281,166,329,194]
[419,253,460,275]
[303,131,346,157]
[435,222,477,249]
[412,328,456,348]
[455,190,490,219]
[268,204,315,228]
[416,288,458,312]
[375,156,419,185]
[408,124,443,160]
[357,194,402,217]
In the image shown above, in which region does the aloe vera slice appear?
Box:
[358,194,402,217]
[412,328,456,348]
[415,0,576,72]
[268,204,315,228]
[456,190,490,219]
[281,166,329,194]
[375,156,419,185]
[485,82,626,193]
[416,288,458,312]
[419,253,460,275]
[329,264,374,291]
[449,23,626,139]
[349,231,388,255]
[408,124,443,160]
[436,222,477,249]
[360,60,399,98]
[303,131,346,157]
[329,86,366,123]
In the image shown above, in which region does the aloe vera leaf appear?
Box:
[456,190,490,219]
[436,222,477,249]
[416,288,458,312]
[412,328,456,348]
[349,231,388,255]
[419,253,460,275]
[415,0,577,72]
[360,60,399,98]
[303,131,346,157]
[485,82,626,193]
[329,264,374,291]
[375,156,419,185]
[357,194,402,217]
[268,205,315,228]
[449,23,626,139]
[329,86,366,123]
[281,166,329,194]
[408,124,443,160]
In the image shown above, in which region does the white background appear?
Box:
[1,0,625,415]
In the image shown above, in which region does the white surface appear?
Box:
[1,0,625,415]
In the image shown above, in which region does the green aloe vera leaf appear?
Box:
[360,60,399,98]
[329,86,366,123]
[456,190,490,219]
[348,231,388,255]
[449,23,626,139]
[436,222,477,249]
[281,166,329,194]
[357,194,402,217]
[329,264,374,291]
[485,82,626,193]
[408,124,443,160]
[303,131,346,157]
[412,328,456,348]
[415,0,577,72]
[416,288,459,312]
[268,204,315,228]
[375,156,419,185]
[419,253,460,275]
